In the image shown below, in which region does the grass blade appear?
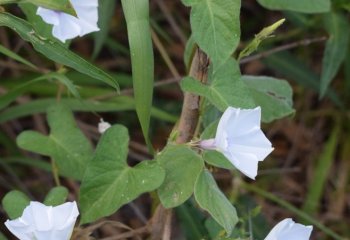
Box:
[121,0,154,152]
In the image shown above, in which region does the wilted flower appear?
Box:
[36,0,100,43]
[199,106,273,179]
[5,201,79,240]
[98,119,111,134]
[264,218,313,240]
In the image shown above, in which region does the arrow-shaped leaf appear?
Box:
[16,104,93,180]
[79,125,165,224]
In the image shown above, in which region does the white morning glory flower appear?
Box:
[264,218,313,240]
[36,0,100,43]
[98,118,111,134]
[5,201,79,240]
[199,106,274,179]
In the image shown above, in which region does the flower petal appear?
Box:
[4,219,33,240]
[210,106,273,179]
[264,218,313,240]
[36,7,60,25]
[226,151,259,179]
[36,0,100,42]
[29,202,53,231]
[52,15,82,42]
[5,201,79,240]
[51,201,79,230]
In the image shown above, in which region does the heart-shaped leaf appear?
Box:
[157,145,204,208]
[184,0,241,69]
[79,125,165,224]
[16,104,93,180]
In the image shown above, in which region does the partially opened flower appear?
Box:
[199,106,273,179]
[264,218,313,240]
[98,119,111,134]
[5,201,79,240]
[36,0,100,43]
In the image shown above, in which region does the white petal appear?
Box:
[51,201,79,230]
[71,0,99,35]
[215,107,238,149]
[212,106,273,179]
[4,219,33,240]
[4,201,79,240]
[71,0,98,8]
[30,202,53,231]
[36,0,100,42]
[36,7,60,25]
[265,218,313,240]
[226,151,259,179]
[52,15,82,42]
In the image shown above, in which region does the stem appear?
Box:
[176,47,209,144]
[150,47,209,240]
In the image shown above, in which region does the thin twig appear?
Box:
[239,36,327,64]
[155,0,187,45]
[151,29,181,78]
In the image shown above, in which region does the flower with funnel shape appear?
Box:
[199,106,273,179]
[36,0,100,43]
[5,201,79,240]
[264,218,313,240]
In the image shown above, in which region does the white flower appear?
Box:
[36,0,100,43]
[98,119,111,134]
[4,201,79,240]
[264,218,313,240]
[199,106,273,179]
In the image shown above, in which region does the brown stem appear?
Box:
[176,48,209,143]
[150,47,209,240]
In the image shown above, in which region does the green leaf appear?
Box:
[242,75,295,122]
[121,0,154,151]
[92,0,116,59]
[257,0,331,13]
[19,2,54,39]
[203,151,234,170]
[185,0,240,69]
[44,186,69,206]
[79,125,165,224]
[2,190,30,219]
[16,104,93,180]
[0,13,119,90]
[181,59,255,111]
[238,19,285,60]
[302,125,340,215]
[157,145,204,208]
[1,0,76,16]
[25,0,76,16]
[194,169,238,236]
[320,12,350,98]
[0,43,37,69]
[0,0,18,4]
